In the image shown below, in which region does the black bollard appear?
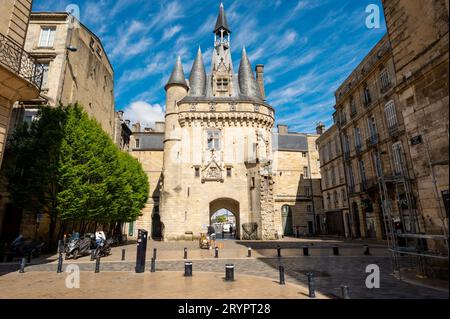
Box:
[121,249,126,261]
[247,247,252,258]
[341,285,350,299]
[95,256,100,273]
[153,248,157,260]
[303,246,309,256]
[58,240,64,254]
[184,248,188,260]
[225,264,234,282]
[307,272,316,298]
[215,246,219,258]
[150,258,156,273]
[332,246,340,256]
[277,245,281,257]
[279,265,285,285]
[19,257,26,273]
[363,245,370,256]
[184,261,193,277]
[57,253,63,273]
[90,249,95,261]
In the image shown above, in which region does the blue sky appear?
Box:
[32,0,386,133]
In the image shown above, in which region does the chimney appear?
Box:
[117,110,124,119]
[154,122,165,133]
[255,64,265,99]
[132,122,141,133]
[316,122,325,135]
[277,124,288,135]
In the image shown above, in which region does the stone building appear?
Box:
[273,125,323,237]
[8,12,115,137]
[128,4,322,241]
[113,110,132,152]
[0,0,43,166]
[0,0,43,241]
[0,11,115,242]
[316,123,350,237]
[381,0,449,245]
[333,35,418,240]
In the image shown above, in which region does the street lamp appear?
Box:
[67,45,78,52]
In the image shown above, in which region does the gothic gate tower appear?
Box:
[160,3,279,240]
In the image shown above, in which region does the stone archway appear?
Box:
[209,198,240,239]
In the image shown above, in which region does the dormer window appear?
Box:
[216,77,229,92]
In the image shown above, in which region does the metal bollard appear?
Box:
[363,245,370,256]
[277,245,281,257]
[150,258,156,273]
[225,264,234,282]
[121,249,126,261]
[95,256,100,273]
[184,248,188,260]
[215,246,219,258]
[303,246,309,256]
[153,248,157,260]
[184,261,193,277]
[90,249,95,261]
[341,285,350,299]
[332,246,339,256]
[57,253,63,273]
[19,257,26,273]
[279,265,285,285]
[247,247,252,258]
[307,272,316,298]
[58,240,64,254]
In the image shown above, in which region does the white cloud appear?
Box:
[122,101,165,127]
[162,25,183,42]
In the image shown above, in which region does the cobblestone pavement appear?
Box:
[0,239,447,299]
[0,271,328,299]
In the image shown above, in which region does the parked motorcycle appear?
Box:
[65,233,95,260]
[7,235,45,260]
[93,238,113,258]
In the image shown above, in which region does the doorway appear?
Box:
[281,205,293,236]
[210,198,240,240]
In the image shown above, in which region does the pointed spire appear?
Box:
[165,56,189,91]
[238,47,262,100]
[214,2,231,33]
[188,47,207,97]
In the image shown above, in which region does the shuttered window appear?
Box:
[384,100,398,129]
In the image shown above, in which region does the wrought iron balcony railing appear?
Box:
[0,32,43,91]
[366,134,379,147]
[355,144,363,156]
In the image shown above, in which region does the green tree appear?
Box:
[6,104,149,245]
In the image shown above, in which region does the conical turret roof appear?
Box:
[238,48,262,100]
[165,56,189,91]
[188,47,207,97]
[214,3,231,33]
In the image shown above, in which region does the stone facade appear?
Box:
[382,0,449,241]
[0,12,115,242]
[316,124,350,237]
[0,0,42,241]
[9,12,115,137]
[0,0,39,167]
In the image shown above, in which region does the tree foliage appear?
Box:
[6,104,148,241]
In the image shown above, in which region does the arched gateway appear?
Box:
[210,198,240,238]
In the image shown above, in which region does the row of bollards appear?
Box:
[272,245,370,257]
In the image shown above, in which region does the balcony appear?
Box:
[355,144,363,156]
[388,124,401,137]
[366,134,379,147]
[344,150,351,161]
[0,33,43,99]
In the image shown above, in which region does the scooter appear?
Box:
[93,238,113,258]
[7,235,45,260]
[65,233,95,260]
